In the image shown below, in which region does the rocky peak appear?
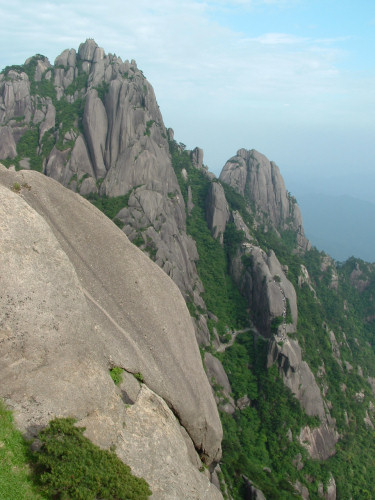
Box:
[78,38,99,62]
[0,40,207,330]
[220,148,309,250]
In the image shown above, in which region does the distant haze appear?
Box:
[1,1,374,183]
[0,0,374,258]
[289,190,375,263]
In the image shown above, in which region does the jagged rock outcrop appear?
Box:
[205,353,235,414]
[220,148,310,250]
[232,245,298,337]
[0,39,207,330]
[0,70,32,123]
[206,181,230,244]
[0,165,222,498]
[268,339,338,459]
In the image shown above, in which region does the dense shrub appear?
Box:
[34,417,151,499]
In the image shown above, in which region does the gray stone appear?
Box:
[191,147,204,169]
[0,71,32,123]
[231,244,298,337]
[83,89,108,178]
[0,166,222,469]
[34,58,51,82]
[38,101,55,143]
[268,338,338,459]
[242,476,267,500]
[295,480,309,500]
[78,39,99,62]
[0,126,17,159]
[220,148,310,250]
[54,48,77,67]
[206,182,230,244]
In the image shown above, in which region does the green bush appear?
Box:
[0,400,43,499]
[34,417,151,499]
[109,366,124,385]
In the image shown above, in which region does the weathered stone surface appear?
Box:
[191,146,204,169]
[54,48,77,67]
[68,135,95,178]
[0,126,17,158]
[220,148,310,250]
[318,475,336,500]
[34,58,51,81]
[0,71,32,123]
[268,338,338,459]
[83,89,108,178]
[242,476,267,500]
[44,146,72,185]
[268,339,325,418]
[232,244,297,337]
[78,38,98,62]
[298,423,338,461]
[112,385,223,500]
[0,167,222,479]
[38,100,55,143]
[205,353,235,414]
[206,182,230,244]
[0,40,208,332]
[295,480,309,500]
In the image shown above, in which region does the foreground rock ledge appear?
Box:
[0,165,222,498]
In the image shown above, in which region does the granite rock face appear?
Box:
[268,338,338,460]
[205,353,235,414]
[220,148,310,250]
[0,39,206,331]
[231,244,298,337]
[0,165,222,497]
[206,181,230,244]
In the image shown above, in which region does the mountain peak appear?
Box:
[220,148,310,250]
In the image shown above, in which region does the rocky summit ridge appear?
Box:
[1,39,375,500]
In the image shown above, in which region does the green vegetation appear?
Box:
[94,81,110,101]
[169,139,248,336]
[15,128,43,172]
[168,136,375,498]
[34,417,151,499]
[0,400,44,499]
[144,120,155,137]
[110,366,124,385]
[0,402,152,499]
[86,192,132,221]
[133,372,144,383]
[218,334,325,499]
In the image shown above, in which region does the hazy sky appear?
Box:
[1,0,374,198]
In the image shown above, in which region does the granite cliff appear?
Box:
[0,39,205,330]
[0,164,222,499]
[1,41,375,500]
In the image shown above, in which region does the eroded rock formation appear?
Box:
[220,148,310,250]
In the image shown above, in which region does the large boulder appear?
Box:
[0,165,223,497]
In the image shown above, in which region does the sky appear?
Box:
[1,0,374,201]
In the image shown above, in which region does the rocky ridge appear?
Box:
[0,39,206,328]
